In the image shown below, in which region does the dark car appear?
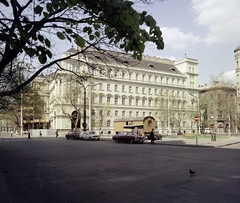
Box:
[112,132,146,144]
[65,131,80,140]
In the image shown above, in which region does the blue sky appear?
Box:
[141,0,240,85]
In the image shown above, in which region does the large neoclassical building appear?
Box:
[35,47,200,135]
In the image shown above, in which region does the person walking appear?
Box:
[27,131,31,140]
[150,129,155,144]
[40,131,42,137]
[55,130,58,138]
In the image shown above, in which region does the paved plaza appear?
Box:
[0,136,240,203]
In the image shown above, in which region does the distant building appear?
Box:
[199,82,237,134]
[35,48,199,135]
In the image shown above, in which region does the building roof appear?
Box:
[234,43,240,53]
[64,47,183,76]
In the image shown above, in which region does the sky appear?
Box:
[141,0,240,85]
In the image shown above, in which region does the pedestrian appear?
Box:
[150,129,155,144]
[27,131,31,140]
[40,131,42,137]
[56,129,58,138]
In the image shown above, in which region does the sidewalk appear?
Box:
[101,135,240,148]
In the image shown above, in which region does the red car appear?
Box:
[112,132,145,144]
[65,131,80,140]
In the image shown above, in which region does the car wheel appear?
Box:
[66,137,69,140]
[116,139,119,143]
[89,137,92,141]
[130,140,134,144]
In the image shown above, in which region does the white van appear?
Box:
[204,128,211,134]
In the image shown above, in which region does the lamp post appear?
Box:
[76,80,100,132]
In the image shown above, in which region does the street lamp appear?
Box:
[76,80,100,132]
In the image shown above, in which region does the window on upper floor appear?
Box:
[129,111,133,117]
[122,111,126,117]
[129,98,133,106]
[115,111,119,116]
[129,86,132,93]
[107,110,111,116]
[122,72,125,79]
[107,97,111,104]
[129,73,132,80]
[149,99,152,107]
[114,84,118,92]
[136,98,139,106]
[114,97,118,105]
[142,87,146,94]
[142,99,146,106]
[107,120,111,127]
[136,74,139,80]
[148,88,152,95]
[136,87,139,94]
[99,83,103,90]
[122,85,125,92]
[107,84,111,91]
[122,98,125,105]
[136,111,139,117]
[99,96,103,104]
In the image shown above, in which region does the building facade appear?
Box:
[37,48,199,135]
[199,82,237,134]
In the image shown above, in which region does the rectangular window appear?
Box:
[107,84,111,91]
[142,87,145,94]
[115,111,118,116]
[155,88,158,95]
[107,97,111,104]
[142,99,145,106]
[122,85,125,92]
[129,86,132,93]
[143,112,145,117]
[107,110,111,116]
[129,98,132,106]
[99,96,103,104]
[136,74,139,80]
[136,111,139,117]
[99,83,103,90]
[136,87,139,94]
[99,110,103,116]
[114,85,118,92]
[129,73,132,80]
[114,97,118,105]
[129,111,132,117]
[122,98,125,105]
[149,100,152,107]
[122,111,125,117]
[136,98,139,106]
[148,88,151,95]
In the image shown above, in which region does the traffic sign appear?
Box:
[194,116,199,122]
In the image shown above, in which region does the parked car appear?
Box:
[112,132,146,144]
[65,131,80,140]
[80,131,100,140]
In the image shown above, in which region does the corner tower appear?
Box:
[234,43,240,114]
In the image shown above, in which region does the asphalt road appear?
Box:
[0,137,240,203]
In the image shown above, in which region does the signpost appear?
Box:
[194,116,199,145]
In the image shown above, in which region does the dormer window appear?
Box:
[148,64,154,68]
[170,67,176,71]
[95,56,101,60]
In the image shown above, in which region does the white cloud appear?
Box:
[161,27,201,51]
[191,0,240,45]
[223,70,236,84]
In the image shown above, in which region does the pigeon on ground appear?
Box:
[189,169,197,175]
